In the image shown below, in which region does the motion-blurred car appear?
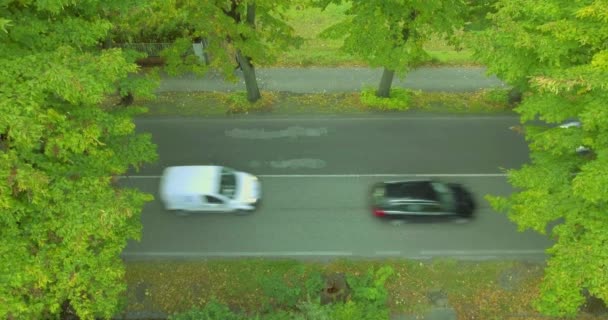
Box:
[559,120,590,154]
[159,166,261,214]
[371,179,476,222]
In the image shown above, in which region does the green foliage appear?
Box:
[169,298,336,320]
[0,0,158,319]
[304,270,325,299]
[474,0,608,317]
[461,0,499,32]
[318,0,468,75]
[165,266,393,320]
[331,300,387,320]
[112,1,195,43]
[290,300,333,320]
[111,0,305,102]
[465,0,606,90]
[161,38,210,77]
[116,62,161,103]
[0,18,11,32]
[360,87,412,111]
[347,265,394,305]
[113,0,302,77]
[316,0,469,96]
[169,300,244,320]
[257,272,302,311]
[224,92,275,114]
[483,88,510,104]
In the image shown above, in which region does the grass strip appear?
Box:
[121,258,606,319]
[125,88,515,118]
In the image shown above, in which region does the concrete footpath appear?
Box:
[157,66,506,93]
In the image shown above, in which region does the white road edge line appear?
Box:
[121,250,546,259]
[122,251,354,258]
[420,250,546,256]
[375,251,402,256]
[119,173,508,179]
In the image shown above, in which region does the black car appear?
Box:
[371,180,476,221]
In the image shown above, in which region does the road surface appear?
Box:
[122,115,552,260]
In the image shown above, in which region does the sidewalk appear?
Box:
[157,66,506,93]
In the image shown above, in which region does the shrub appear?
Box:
[304,271,326,300]
[332,300,388,320]
[347,265,394,307]
[359,87,412,111]
[169,299,243,320]
[167,266,394,320]
[257,272,302,312]
[294,300,333,320]
[482,88,510,104]
[224,92,275,114]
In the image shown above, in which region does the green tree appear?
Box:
[115,0,302,103]
[317,0,467,97]
[0,0,157,319]
[469,0,608,316]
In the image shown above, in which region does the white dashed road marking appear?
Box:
[120,173,507,179]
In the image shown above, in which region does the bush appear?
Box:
[304,271,325,299]
[332,300,387,320]
[293,300,333,320]
[169,299,243,320]
[359,87,412,111]
[257,273,302,312]
[348,265,393,306]
[224,92,275,114]
[167,266,394,320]
[482,88,510,104]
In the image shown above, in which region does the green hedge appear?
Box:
[359,87,413,111]
[169,266,394,320]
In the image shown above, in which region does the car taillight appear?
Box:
[373,208,386,217]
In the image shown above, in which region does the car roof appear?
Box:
[384,180,438,202]
[559,121,581,128]
[161,166,221,196]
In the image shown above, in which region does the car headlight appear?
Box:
[244,197,258,204]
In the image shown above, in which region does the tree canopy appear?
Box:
[470,0,608,316]
[114,0,302,102]
[0,0,157,318]
[317,0,468,96]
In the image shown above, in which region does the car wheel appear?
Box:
[389,219,408,226]
[453,216,471,224]
[235,209,253,215]
[172,210,189,216]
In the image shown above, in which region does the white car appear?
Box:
[159,166,261,214]
[559,121,590,154]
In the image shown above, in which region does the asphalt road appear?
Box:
[132,115,528,176]
[122,115,553,260]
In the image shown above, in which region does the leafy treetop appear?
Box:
[473,0,608,316]
[0,0,157,319]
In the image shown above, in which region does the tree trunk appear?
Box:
[236,49,261,102]
[376,67,395,98]
[237,3,261,103]
[508,87,523,106]
[101,35,113,50]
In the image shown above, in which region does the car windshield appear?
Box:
[219,167,237,198]
[431,182,456,211]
